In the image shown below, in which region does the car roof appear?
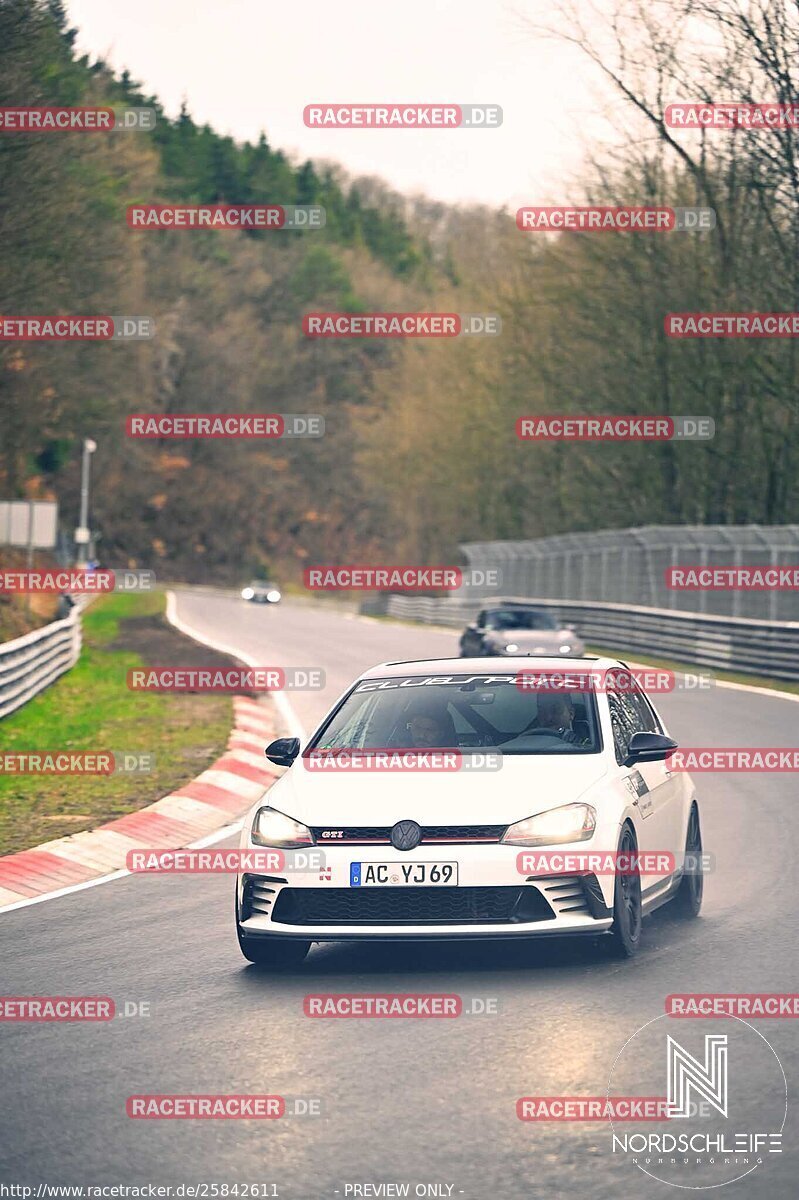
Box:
[483,600,549,609]
[360,655,619,679]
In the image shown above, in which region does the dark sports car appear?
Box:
[459,602,584,657]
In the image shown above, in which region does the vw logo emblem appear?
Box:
[390,820,422,851]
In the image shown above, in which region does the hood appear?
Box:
[484,628,582,653]
[247,753,609,831]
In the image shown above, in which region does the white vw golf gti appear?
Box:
[236,656,703,967]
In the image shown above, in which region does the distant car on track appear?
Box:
[241,580,281,604]
[235,655,703,968]
[459,601,584,657]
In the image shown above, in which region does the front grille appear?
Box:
[271,885,555,926]
[423,825,506,842]
[311,824,506,845]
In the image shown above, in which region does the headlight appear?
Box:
[505,643,519,653]
[241,587,254,600]
[251,806,313,848]
[559,643,571,653]
[501,803,596,847]
[266,589,281,603]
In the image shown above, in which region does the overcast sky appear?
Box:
[66,0,620,211]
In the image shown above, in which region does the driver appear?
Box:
[532,695,587,744]
[403,699,457,748]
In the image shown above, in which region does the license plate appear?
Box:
[350,861,458,887]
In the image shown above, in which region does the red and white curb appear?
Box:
[0,696,282,913]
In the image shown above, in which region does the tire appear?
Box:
[608,822,643,958]
[236,893,311,967]
[671,803,703,919]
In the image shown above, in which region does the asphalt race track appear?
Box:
[1,592,798,1197]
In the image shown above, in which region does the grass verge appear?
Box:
[0,591,233,855]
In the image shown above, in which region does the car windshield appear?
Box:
[487,609,558,631]
[310,673,601,755]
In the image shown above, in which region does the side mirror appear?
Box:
[265,737,300,767]
[564,623,577,633]
[623,731,678,768]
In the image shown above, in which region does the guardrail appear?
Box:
[368,594,799,683]
[460,525,799,621]
[0,606,82,720]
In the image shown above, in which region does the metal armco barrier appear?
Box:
[370,594,799,683]
[0,605,82,720]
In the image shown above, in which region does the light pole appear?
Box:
[75,438,97,566]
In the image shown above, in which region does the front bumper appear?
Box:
[237,845,614,940]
